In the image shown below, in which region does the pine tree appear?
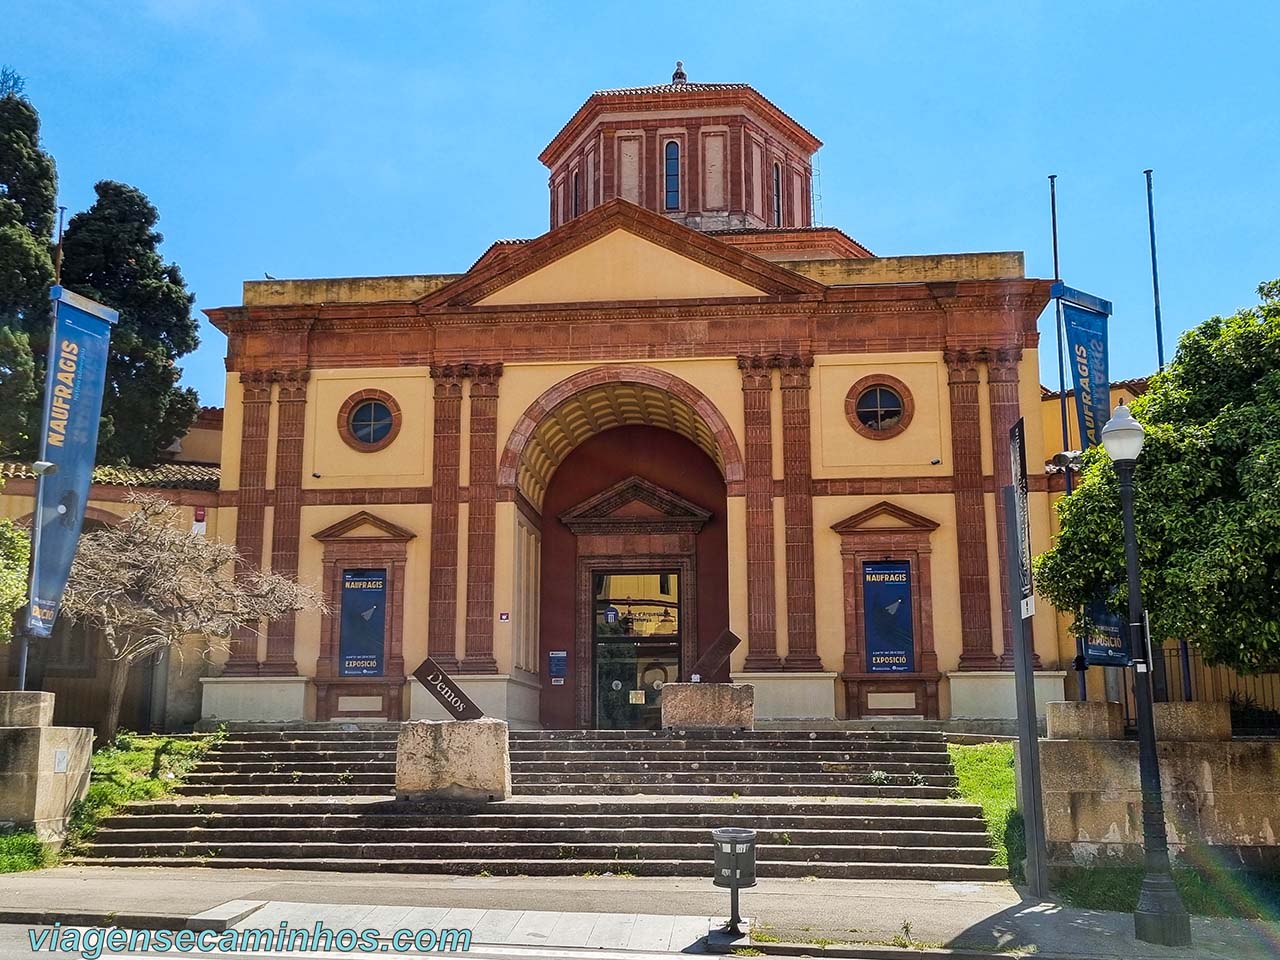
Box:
[0,78,57,458]
[59,181,200,464]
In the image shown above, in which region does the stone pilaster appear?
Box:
[462,363,503,674]
[738,355,781,670]
[779,354,821,670]
[945,349,999,671]
[428,364,465,672]
[261,369,309,676]
[224,371,274,675]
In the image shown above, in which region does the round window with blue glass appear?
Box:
[338,391,401,451]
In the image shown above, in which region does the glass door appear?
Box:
[593,571,680,729]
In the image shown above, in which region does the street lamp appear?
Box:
[1101,403,1191,947]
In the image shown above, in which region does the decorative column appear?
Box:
[261,369,309,676]
[988,346,1042,668]
[779,354,821,670]
[223,371,273,675]
[945,349,999,671]
[428,364,465,672]
[738,355,781,670]
[462,362,503,673]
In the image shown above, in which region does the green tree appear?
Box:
[0,480,31,639]
[0,80,56,458]
[59,181,200,465]
[1035,280,1280,674]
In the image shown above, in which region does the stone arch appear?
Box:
[14,505,123,528]
[498,364,745,509]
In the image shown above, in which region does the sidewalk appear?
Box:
[2,865,1277,959]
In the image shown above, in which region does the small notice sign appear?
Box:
[1009,418,1036,618]
[629,690,645,705]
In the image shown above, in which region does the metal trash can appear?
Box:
[711,826,757,934]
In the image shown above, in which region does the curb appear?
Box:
[0,900,265,934]
[747,942,1079,960]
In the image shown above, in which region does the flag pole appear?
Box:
[1144,170,1166,371]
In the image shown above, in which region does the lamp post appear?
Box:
[1101,403,1190,947]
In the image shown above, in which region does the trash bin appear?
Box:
[711,826,758,889]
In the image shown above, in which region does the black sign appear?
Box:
[340,569,386,676]
[864,561,914,672]
[412,656,484,721]
[689,628,743,681]
[1084,601,1130,667]
[1009,418,1035,618]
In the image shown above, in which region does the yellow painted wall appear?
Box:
[476,228,767,305]
[779,252,1024,286]
[220,373,244,489]
[812,353,950,477]
[172,425,222,464]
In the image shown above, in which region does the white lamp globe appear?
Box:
[1101,403,1145,463]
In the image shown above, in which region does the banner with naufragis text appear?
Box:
[1056,284,1113,451]
[25,287,117,638]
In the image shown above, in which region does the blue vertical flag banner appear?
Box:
[1062,300,1111,450]
[1084,601,1130,667]
[339,569,386,676]
[25,287,117,638]
[863,561,914,672]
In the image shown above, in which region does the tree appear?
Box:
[1035,280,1280,674]
[58,181,200,465]
[0,480,30,640]
[0,78,56,458]
[62,495,324,740]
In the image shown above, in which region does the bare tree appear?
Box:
[62,494,324,740]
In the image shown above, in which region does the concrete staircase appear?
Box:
[75,726,1005,881]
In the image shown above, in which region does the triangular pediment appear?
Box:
[560,476,711,535]
[832,501,940,536]
[312,510,416,543]
[419,199,823,310]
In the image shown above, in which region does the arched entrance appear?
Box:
[498,367,741,729]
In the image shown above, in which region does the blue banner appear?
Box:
[340,569,386,676]
[25,287,116,638]
[1084,601,1130,667]
[1062,301,1111,450]
[864,560,914,672]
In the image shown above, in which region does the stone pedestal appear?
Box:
[0,692,93,847]
[661,683,754,730]
[1046,700,1125,740]
[1154,700,1232,741]
[395,718,511,802]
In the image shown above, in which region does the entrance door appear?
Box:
[593,571,681,729]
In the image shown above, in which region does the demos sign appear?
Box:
[339,569,386,676]
[412,657,484,721]
[864,561,914,673]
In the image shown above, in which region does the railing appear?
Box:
[1120,646,1280,733]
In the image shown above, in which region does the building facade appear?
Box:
[189,73,1074,728]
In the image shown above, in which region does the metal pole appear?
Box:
[1049,176,1086,699]
[14,632,30,691]
[1143,171,1165,372]
[1117,460,1190,946]
[53,205,66,285]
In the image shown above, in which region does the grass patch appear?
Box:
[65,730,222,850]
[0,830,52,873]
[1054,865,1280,921]
[948,742,1024,876]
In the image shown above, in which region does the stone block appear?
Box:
[1153,701,1231,741]
[200,677,308,723]
[947,671,1067,719]
[661,683,754,730]
[396,718,511,802]
[0,724,93,845]
[1046,700,1124,740]
[0,691,56,728]
[730,672,836,719]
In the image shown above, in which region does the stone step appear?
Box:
[510,771,957,786]
[210,738,399,751]
[506,749,950,763]
[68,856,1008,881]
[203,749,396,763]
[90,826,989,848]
[179,771,391,785]
[509,739,949,752]
[194,761,397,774]
[515,783,956,799]
[508,759,955,774]
[173,783,391,797]
[509,730,950,742]
[82,840,996,866]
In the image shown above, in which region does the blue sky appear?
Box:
[8,1,1277,406]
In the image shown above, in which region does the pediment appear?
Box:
[419,199,823,310]
[559,476,711,535]
[312,510,416,543]
[832,501,940,537]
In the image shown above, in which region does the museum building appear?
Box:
[190,69,1070,728]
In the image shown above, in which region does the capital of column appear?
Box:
[986,345,1022,383]
[777,353,814,390]
[274,368,311,402]
[737,353,780,390]
[944,348,981,384]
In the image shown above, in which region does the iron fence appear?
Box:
[1119,646,1280,733]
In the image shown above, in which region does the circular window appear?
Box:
[337,390,401,452]
[845,375,914,440]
